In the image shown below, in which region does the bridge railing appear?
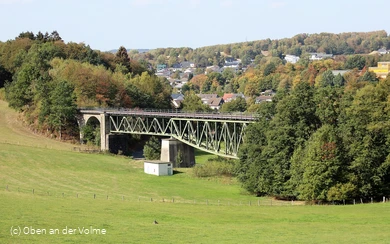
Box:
[78,107,258,121]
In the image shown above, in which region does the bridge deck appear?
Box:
[79,109,257,121]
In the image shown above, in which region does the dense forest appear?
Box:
[237,77,390,202]
[1,30,390,202]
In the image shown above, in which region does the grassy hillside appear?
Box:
[0,143,253,203]
[1,99,390,243]
[0,100,83,151]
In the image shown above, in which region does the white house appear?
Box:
[285,54,300,64]
[378,48,389,55]
[309,53,333,61]
[144,161,173,176]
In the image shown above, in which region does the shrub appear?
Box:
[193,160,235,177]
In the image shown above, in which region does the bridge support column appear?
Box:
[100,113,110,151]
[160,138,195,168]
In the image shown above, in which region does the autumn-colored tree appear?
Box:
[188,74,208,92]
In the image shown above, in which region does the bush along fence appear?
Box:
[3,185,390,206]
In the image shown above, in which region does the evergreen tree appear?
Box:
[115,46,131,73]
[144,136,161,160]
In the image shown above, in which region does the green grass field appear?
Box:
[1,100,390,243]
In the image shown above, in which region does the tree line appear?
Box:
[236,75,390,202]
[130,30,390,69]
[0,31,172,139]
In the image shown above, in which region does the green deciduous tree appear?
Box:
[344,55,366,70]
[6,62,38,110]
[81,123,100,146]
[341,81,390,197]
[219,96,247,112]
[314,86,343,126]
[181,91,211,112]
[236,102,275,195]
[358,71,378,82]
[294,125,346,201]
[237,82,320,198]
[46,80,77,140]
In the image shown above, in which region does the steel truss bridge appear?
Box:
[78,109,257,159]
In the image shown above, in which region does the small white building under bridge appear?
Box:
[144,161,173,176]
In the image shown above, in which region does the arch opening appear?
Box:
[81,116,101,146]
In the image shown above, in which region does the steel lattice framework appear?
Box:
[78,109,256,158]
[106,110,255,158]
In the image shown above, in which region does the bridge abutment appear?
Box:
[160,138,195,168]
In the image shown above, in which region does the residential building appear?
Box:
[205,65,223,74]
[378,48,389,55]
[224,58,241,67]
[171,94,185,108]
[197,94,218,103]
[157,64,167,71]
[260,89,276,96]
[155,69,170,77]
[222,93,245,103]
[223,66,240,73]
[255,95,273,104]
[206,97,223,110]
[331,70,351,76]
[309,53,333,61]
[197,94,223,110]
[181,61,195,68]
[285,54,300,64]
[184,68,194,74]
[171,63,182,71]
[368,62,390,78]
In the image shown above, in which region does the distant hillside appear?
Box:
[108,49,150,53]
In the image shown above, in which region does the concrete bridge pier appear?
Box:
[160,138,195,168]
[100,113,110,151]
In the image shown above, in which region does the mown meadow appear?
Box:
[1,100,390,243]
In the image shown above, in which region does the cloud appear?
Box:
[220,0,233,8]
[270,1,286,8]
[0,0,32,4]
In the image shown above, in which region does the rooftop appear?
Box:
[144,161,171,164]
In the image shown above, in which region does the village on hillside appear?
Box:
[156,47,390,111]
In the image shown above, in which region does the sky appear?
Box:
[0,0,389,51]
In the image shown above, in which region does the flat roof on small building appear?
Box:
[144,161,171,164]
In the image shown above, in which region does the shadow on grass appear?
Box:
[173,170,184,175]
[195,149,212,157]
